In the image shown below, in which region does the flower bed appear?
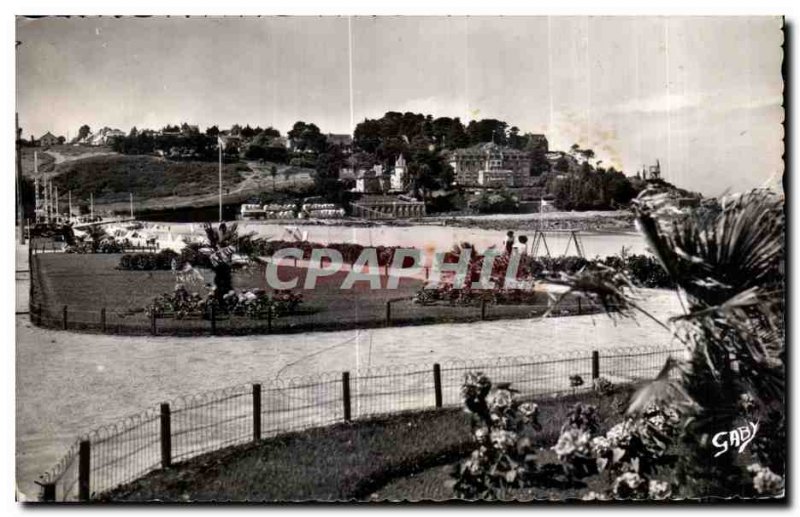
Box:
[146,285,302,320]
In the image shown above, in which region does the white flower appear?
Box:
[749,464,783,495]
[739,393,756,413]
[474,426,489,442]
[582,491,608,501]
[490,429,518,451]
[612,472,647,498]
[518,402,538,419]
[648,414,667,432]
[591,436,611,457]
[648,480,671,499]
[553,429,591,459]
[488,389,514,410]
[606,421,633,448]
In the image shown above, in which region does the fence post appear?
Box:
[591,350,600,380]
[342,371,352,422]
[78,440,90,501]
[160,403,171,469]
[62,305,68,330]
[210,305,216,336]
[253,383,261,442]
[578,298,582,315]
[267,303,273,333]
[480,298,487,321]
[100,308,106,333]
[41,482,56,502]
[150,312,157,336]
[385,300,392,326]
[433,363,442,408]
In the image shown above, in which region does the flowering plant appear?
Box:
[146,285,302,320]
[449,372,542,499]
[747,463,784,496]
[553,403,599,479]
[592,376,615,395]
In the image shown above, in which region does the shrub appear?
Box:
[447,372,542,499]
[553,404,599,479]
[119,249,180,271]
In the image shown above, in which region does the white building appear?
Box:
[390,154,407,192]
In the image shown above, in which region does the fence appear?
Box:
[29,249,606,337]
[29,296,603,337]
[38,345,684,502]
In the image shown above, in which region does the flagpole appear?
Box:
[218,137,223,223]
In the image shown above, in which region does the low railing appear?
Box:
[38,345,684,501]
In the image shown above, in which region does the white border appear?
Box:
[3,2,797,516]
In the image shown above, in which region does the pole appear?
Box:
[16,113,25,243]
[218,137,223,223]
[68,190,72,221]
[160,403,172,468]
[130,192,133,219]
[90,193,94,220]
[55,187,59,221]
[78,440,91,501]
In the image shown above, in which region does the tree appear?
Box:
[205,125,220,138]
[259,126,281,139]
[529,149,550,176]
[466,119,508,146]
[313,148,348,203]
[288,121,326,154]
[77,124,91,142]
[508,126,524,149]
[240,125,256,139]
[554,156,570,173]
[57,136,66,145]
[269,164,277,189]
[553,190,785,497]
[198,222,244,301]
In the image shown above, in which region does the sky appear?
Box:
[16,16,784,196]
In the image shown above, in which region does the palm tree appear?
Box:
[635,189,784,493]
[198,222,260,301]
[552,188,785,495]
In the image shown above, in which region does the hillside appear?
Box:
[51,155,249,206]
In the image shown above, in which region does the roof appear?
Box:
[326,133,353,146]
[40,131,57,139]
[357,195,424,205]
[451,142,530,157]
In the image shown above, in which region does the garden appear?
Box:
[31,224,616,335]
[92,188,785,501]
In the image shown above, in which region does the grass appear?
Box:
[50,155,248,205]
[31,253,592,335]
[20,147,56,176]
[99,388,634,502]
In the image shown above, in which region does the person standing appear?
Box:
[504,230,515,254]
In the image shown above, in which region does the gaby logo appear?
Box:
[712,421,759,458]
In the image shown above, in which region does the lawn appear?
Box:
[100,388,635,502]
[31,253,592,335]
[50,155,248,205]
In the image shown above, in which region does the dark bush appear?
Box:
[119,249,180,271]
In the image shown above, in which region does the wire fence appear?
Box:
[38,344,684,502]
